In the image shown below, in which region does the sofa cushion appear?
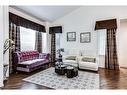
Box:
[19,51,39,62]
[63,62,78,67]
[63,60,77,63]
[82,57,96,63]
[19,59,45,65]
[65,56,76,60]
[63,60,78,67]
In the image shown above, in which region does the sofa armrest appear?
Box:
[13,52,21,64]
[12,52,21,71]
[95,56,99,66]
[62,55,68,60]
[77,56,82,62]
[39,53,50,60]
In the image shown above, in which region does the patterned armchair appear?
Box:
[13,50,50,72]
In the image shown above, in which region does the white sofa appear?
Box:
[78,56,99,71]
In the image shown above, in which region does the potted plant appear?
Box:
[3,39,14,80]
[3,39,15,54]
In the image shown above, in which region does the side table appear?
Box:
[66,66,74,78]
[55,64,66,75]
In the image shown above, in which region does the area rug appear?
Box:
[23,67,99,89]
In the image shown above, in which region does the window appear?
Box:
[20,27,47,52]
[42,32,47,52]
[56,33,61,51]
[20,27,36,51]
[97,29,106,55]
[55,33,61,58]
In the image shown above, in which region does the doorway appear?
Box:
[118,19,127,68]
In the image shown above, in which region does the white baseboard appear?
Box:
[0,82,4,88]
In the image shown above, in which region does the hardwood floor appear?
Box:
[2,67,127,89]
[3,68,52,89]
[100,67,127,89]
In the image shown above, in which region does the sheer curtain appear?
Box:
[42,33,47,53]
[97,29,106,68]
[20,27,36,51]
[97,29,106,55]
[20,27,47,53]
[56,33,61,58]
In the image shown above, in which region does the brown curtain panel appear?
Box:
[9,12,46,32]
[51,33,56,63]
[35,31,42,53]
[105,29,119,70]
[9,22,20,73]
[49,26,62,64]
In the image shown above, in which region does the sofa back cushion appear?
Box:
[18,51,39,62]
[65,56,76,60]
[82,57,96,63]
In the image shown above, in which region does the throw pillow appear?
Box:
[82,57,96,63]
[65,56,76,60]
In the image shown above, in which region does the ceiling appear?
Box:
[11,6,80,22]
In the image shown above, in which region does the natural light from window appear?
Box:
[42,33,47,53]
[97,29,106,55]
[56,33,61,51]
[20,27,36,51]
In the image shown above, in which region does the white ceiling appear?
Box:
[11,6,80,22]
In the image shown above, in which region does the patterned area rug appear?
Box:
[23,67,99,89]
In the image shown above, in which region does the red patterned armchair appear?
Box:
[14,50,50,72]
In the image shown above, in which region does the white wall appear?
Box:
[52,6,127,68]
[0,6,8,87]
[118,20,127,68]
[52,7,98,56]
[3,6,9,78]
[0,6,4,87]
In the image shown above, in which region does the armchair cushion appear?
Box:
[65,56,76,60]
[82,57,96,63]
[63,60,77,64]
[63,60,78,67]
